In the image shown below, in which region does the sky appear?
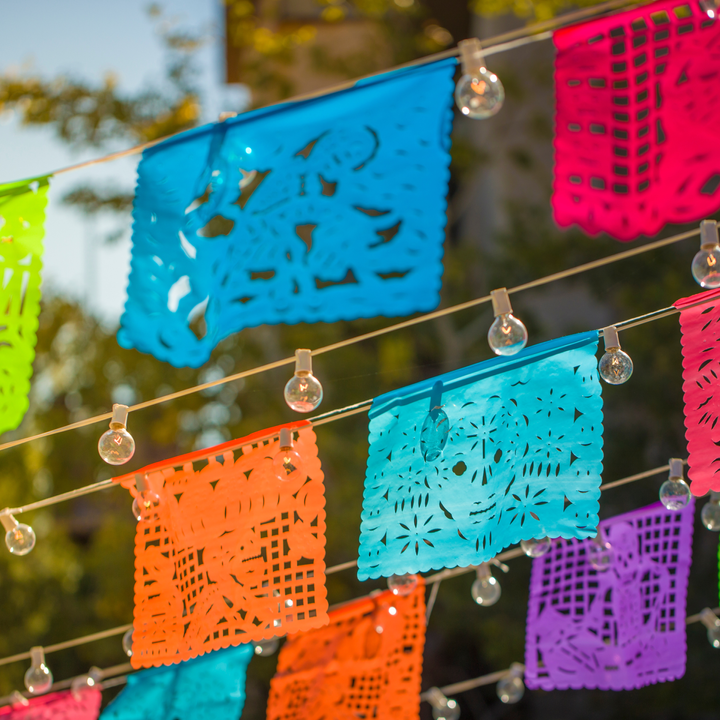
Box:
[0,0,243,323]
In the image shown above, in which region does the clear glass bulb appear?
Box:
[273,447,303,482]
[254,637,280,656]
[659,478,691,511]
[372,603,398,635]
[4,522,36,556]
[521,537,551,558]
[701,0,719,17]
[71,668,101,698]
[598,348,633,385]
[284,373,323,413]
[455,70,505,119]
[708,625,720,648]
[702,499,720,531]
[488,313,528,356]
[471,575,501,606]
[432,698,461,720]
[497,675,525,704]
[132,491,160,523]
[420,407,450,462]
[24,650,52,695]
[122,628,134,657]
[98,427,135,465]
[588,539,613,572]
[388,573,418,596]
[692,245,720,288]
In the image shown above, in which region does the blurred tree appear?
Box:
[1,3,719,720]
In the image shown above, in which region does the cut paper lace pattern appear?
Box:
[0,178,48,434]
[358,332,603,580]
[525,500,694,691]
[100,644,253,720]
[120,423,328,668]
[0,689,101,720]
[267,579,426,720]
[675,289,720,496]
[553,0,720,241]
[118,59,456,367]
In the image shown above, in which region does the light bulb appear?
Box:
[455,38,504,119]
[598,326,633,385]
[131,474,160,522]
[1,512,36,556]
[701,0,719,17]
[273,428,304,481]
[471,564,501,606]
[122,628,134,657]
[284,349,323,413]
[692,220,720,288]
[388,573,418,596]
[24,647,52,695]
[699,608,720,648]
[98,404,135,465]
[254,637,280,656]
[420,406,450,462]
[702,492,720,530]
[659,459,691,511]
[371,603,398,635]
[521,537,551,558]
[71,667,102,698]
[497,675,525,704]
[427,687,461,720]
[488,289,527,356]
[588,535,613,572]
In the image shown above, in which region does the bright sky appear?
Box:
[0,0,244,323]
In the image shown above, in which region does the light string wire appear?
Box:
[17,0,651,183]
[1,602,717,708]
[0,460,684,669]
[2,266,704,519]
[0,225,701,459]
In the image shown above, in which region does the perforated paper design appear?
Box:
[118,59,456,368]
[267,579,426,720]
[119,422,328,667]
[358,332,603,580]
[553,1,720,241]
[0,178,48,434]
[100,644,253,720]
[0,689,101,720]
[525,500,694,691]
[675,289,720,496]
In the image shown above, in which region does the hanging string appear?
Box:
[25,0,649,182]
[0,459,682,668]
[0,226,700,457]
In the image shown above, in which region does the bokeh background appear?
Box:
[0,1,718,718]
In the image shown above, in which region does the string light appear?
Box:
[9,691,29,707]
[387,573,419,596]
[520,537,552,558]
[1,511,36,556]
[284,349,323,413]
[426,687,461,720]
[24,647,52,695]
[691,219,720,288]
[587,529,613,572]
[122,629,133,658]
[272,428,304,482]
[98,404,135,465]
[700,0,719,19]
[131,474,160,523]
[471,563,501,606]
[659,458,692,511]
[496,663,525,704]
[70,667,102,698]
[254,638,280,656]
[420,383,450,462]
[698,608,720,648]
[487,288,528,356]
[598,326,633,385]
[455,38,505,119]
[701,491,720,531]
